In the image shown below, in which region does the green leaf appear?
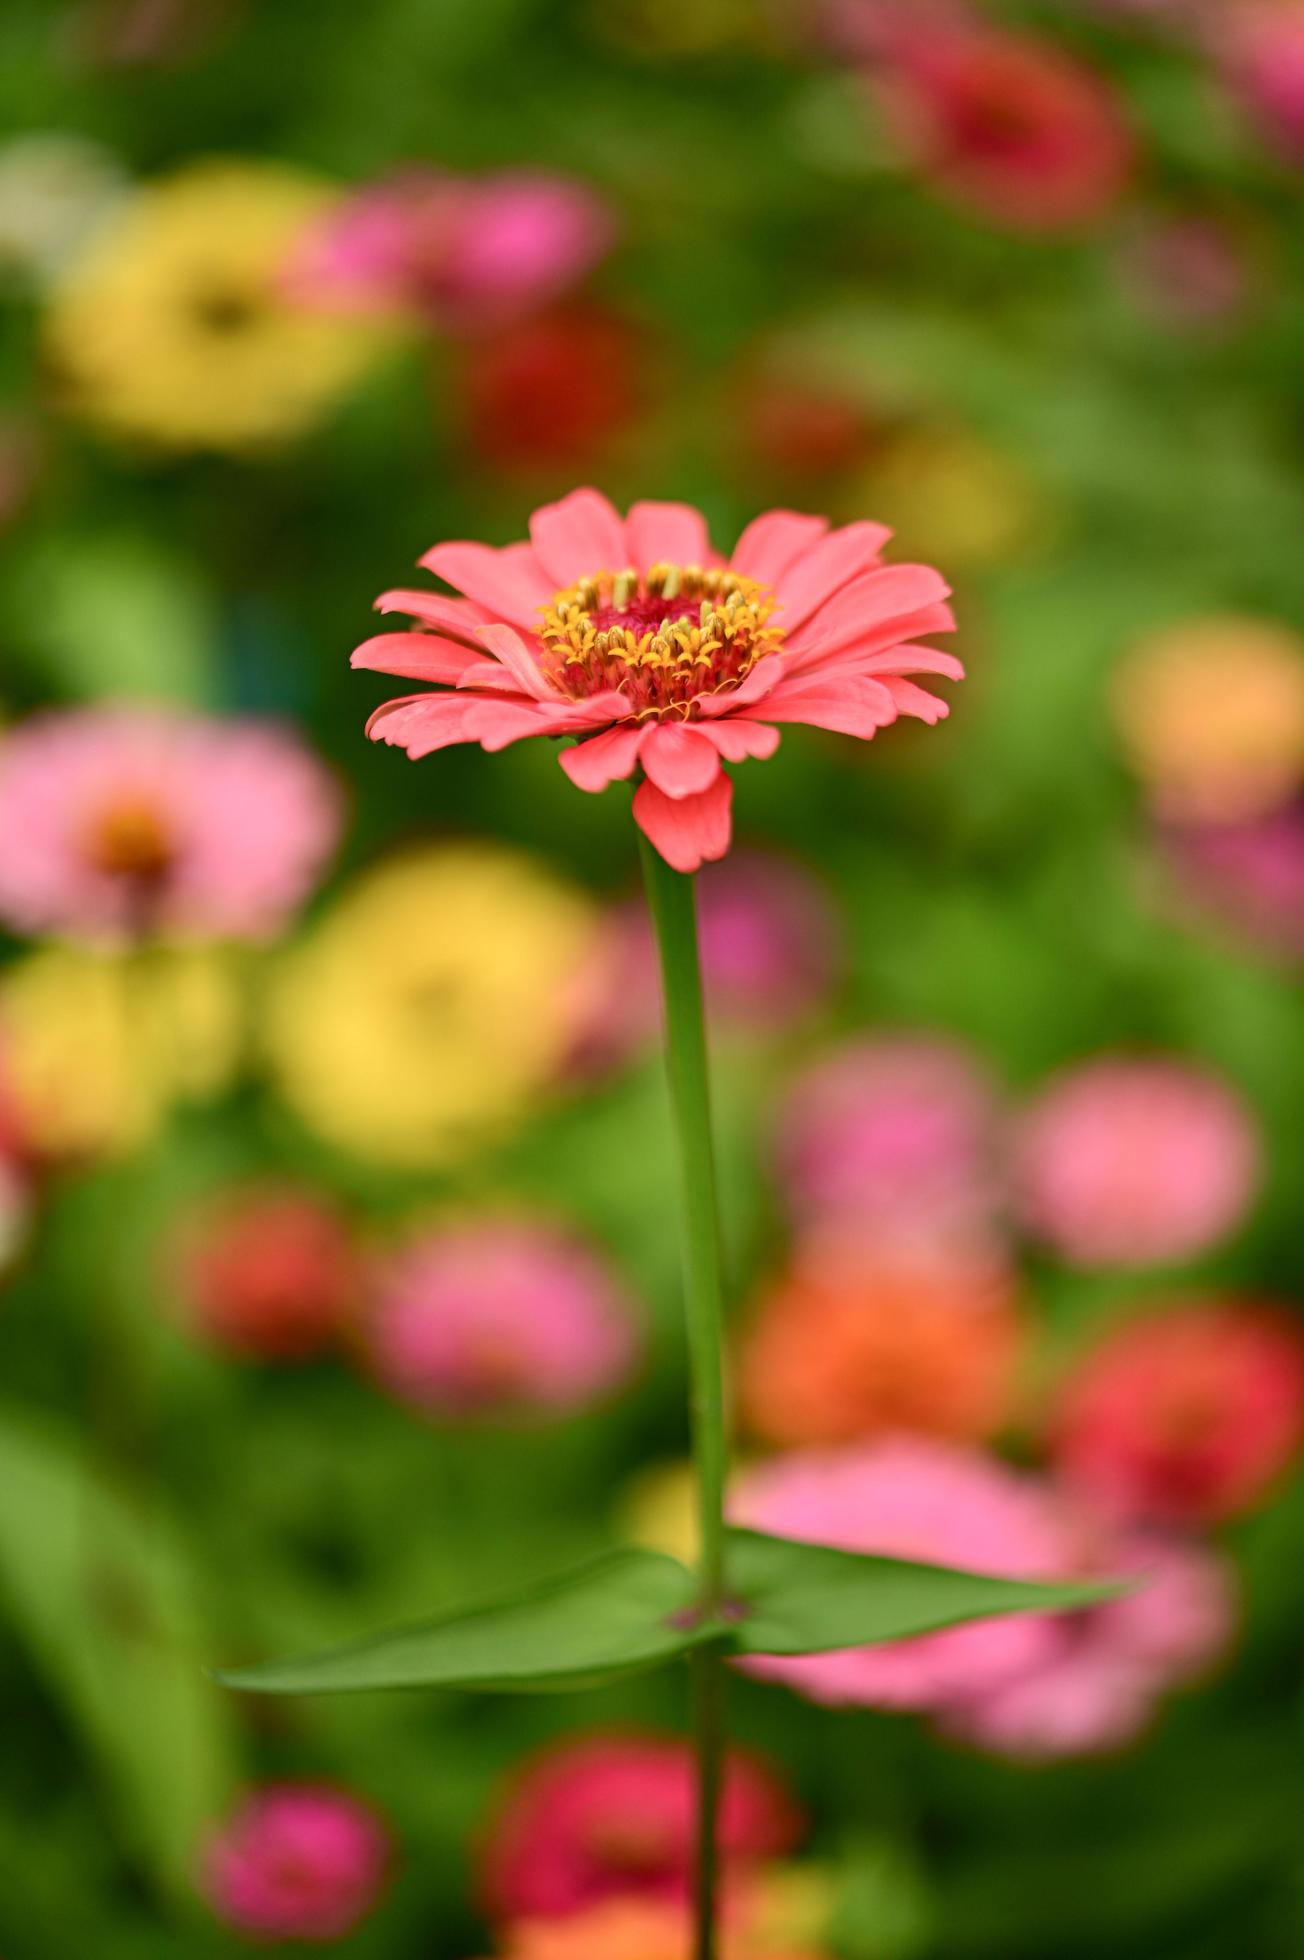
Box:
[726,1528,1126,1657]
[0,1407,238,1902]
[217,1547,714,1696]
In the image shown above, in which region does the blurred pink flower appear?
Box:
[353,487,961,874]
[730,1439,1071,1709]
[1013,1055,1260,1267]
[1116,213,1257,331]
[866,22,1134,231]
[0,708,341,944]
[173,1183,358,1361]
[201,1783,390,1941]
[1215,4,1304,165]
[773,1035,1005,1263]
[289,168,615,334]
[1159,805,1304,962]
[479,1731,802,1922]
[569,851,842,1073]
[1053,1299,1304,1525]
[946,1524,1235,1758]
[367,1218,639,1421]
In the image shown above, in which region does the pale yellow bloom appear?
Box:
[618,1457,701,1567]
[860,427,1055,570]
[263,842,598,1170]
[0,945,242,1157]
[44,160,390,451]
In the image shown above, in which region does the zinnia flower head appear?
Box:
[173,1183,358,1362]
[44,160,390,451]
[289,168,614,333]
[366,1217,639,1421]
[0,708,341,944]
[488,1896,827,1960]
[1158,802,1304,963]
[1215,2,1304,165]
[945,1523,1234,1759]
[1112,615,1304,822]
[1053,1299,1304,1525]
[479,1731,802,1922]
[730,1439,1071,1710]
[263,843,597,1169]
[354,488,960,873]
[774,1034,1005,1263]
[1013,1055,1260,1268]
[200,1783,390,1941]
[739,1253,1022,1450]
[865,22,1134,232]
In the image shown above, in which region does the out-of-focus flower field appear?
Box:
[2,0,1304,1955]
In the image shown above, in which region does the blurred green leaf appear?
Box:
[0,1407,237,1902]
[217,1545,713,1696]
[727,1529,1124,1657]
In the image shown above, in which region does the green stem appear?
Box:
[638,834,729,1960]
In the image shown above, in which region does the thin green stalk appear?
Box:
[639,833,729,1960]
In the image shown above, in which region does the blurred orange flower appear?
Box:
[489,1897,826,1960]
[739,1254,1021,1449]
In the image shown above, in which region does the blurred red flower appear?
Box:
[174,1184,358,1361]
[459,305,648,474]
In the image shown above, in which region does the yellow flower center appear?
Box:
[539,562,785,719]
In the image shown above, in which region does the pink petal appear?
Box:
[637,722,723,799]
[633,772,733,873]
[791,565,952,659]
[697,718,781,763]
[787,603,958,679]
[528,488,627,587]
[695,655,789,716]
[366,693,479,757]
[749,675,898,739]
[558,723,645,792]
[624,501,718,572]
[879,677,951,723]
[857,645,965,681]
[421,539,554,629]
[374,589,491,644]
[352,633,491,684]
[473,622,555,700]
[730,511,829,588]
[776,521,894,633]
[463,693,619,753]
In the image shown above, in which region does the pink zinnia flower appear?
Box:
[353,488,960,873]
[173,1183,359,1361]
[1053,1299,1304,1525]
[289,168,614,334]
[1013,1055,1260,1268]
[200,1783,390,1941]
[1159,804,1304,963]
[479,1731,801,1922]
[946,1524,1234,1759]
[1214,3,1304,165]
[730,1440,1071,1710]
[0,708,341,943]
[773,1035,1005,1264]
[366,1218,639,1421]
[569,850,842,1072]
[866,23,1134,232]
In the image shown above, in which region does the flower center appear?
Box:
[84,797,175,884]
[539,562,784,720]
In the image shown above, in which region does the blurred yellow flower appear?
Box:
[43,160,390,451]
[263,842,598,1170]
[618,1457,700,1567]
[859,427,1054,570]
[0,945,241,1158]
[1112,614,1304,821]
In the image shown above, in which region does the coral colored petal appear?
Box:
[857,645,965,681]
[558,724,644,792]
[366,694,479,756]
[421,540,554,628]
[694,656,789,716]
[474,622,555,700]
[374,590,492,643]
[787,603,958,676]
[777,521,894,632]
[351,633,490,684]
[529,488,627,587]
[880,677,951,723]
[637,722,723,799]
[463,695,616,753]
[633,773,733,873]
[699,719,781,763]
[625,501,718,572]
[799,565,953,658]
[751,677,898,739]
[730,511,830,588]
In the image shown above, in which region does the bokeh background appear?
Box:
[3,0,1304,1955]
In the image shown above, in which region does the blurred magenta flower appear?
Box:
[0,708,341,943]
[1053,1299,1304,1525]
[173,1183,359,1361]
[1013,1055,1260,1267]
[1115,213,1258,332]
[1214,3,1304,164]
[946,1524,1234,1758]
[479,1731,801,1922]
[739,1253,1022,1449]
[355,488,960,872]
[367,1218,639,1421]
[201,1783,390,1940]
[730,1439,1070,1709]
[865,21,1134,231]
[288,168,615,334]
[773,1034,1005,1263]
[1159,803,1304,962]
[461,304,650,474]
[569,850,842,1072]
